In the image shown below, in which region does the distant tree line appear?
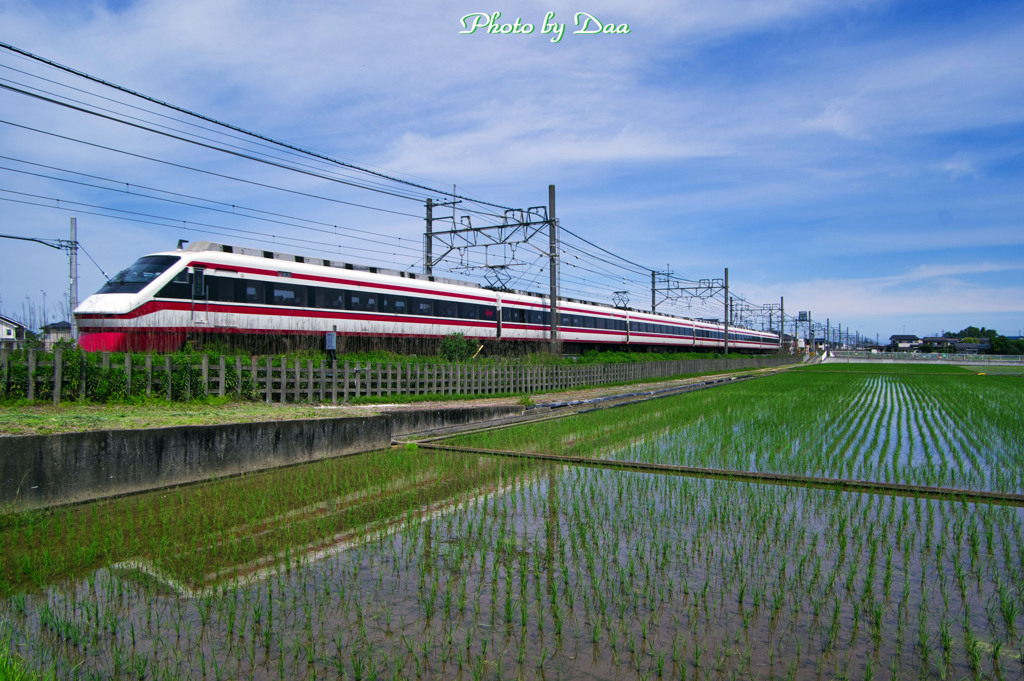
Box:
[933,326,1024,355]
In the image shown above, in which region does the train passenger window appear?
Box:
[244,281,265,304]
[458,302,479,320]
[273,284,306,307]
[393,297,408,314]
[364,294,378,312]
[502,308,524,323]
[316,288,344,309]
[413,299,434,316]
[346,291,364,311]
[482,306,495,320]
[436,300,458,318]
[529,310,545,325]
[379,294,395,314]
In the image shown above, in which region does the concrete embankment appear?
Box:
[0,405,523,510]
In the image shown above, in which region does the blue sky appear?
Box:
[0,0,1022,341]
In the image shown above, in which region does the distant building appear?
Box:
[42,321,73,351]
[889,334,921,351]
[0,314,28,350]
[921,336,958,350]
[953,341,990,355]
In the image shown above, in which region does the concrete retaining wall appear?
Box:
[0,406,525,510]
[1,356,795,510]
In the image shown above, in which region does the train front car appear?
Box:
[74,252,188,352]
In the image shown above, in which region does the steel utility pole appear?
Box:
[549,184,559,354]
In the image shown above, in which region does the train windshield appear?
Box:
[97,255,181,294]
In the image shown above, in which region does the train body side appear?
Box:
[74,248,780,354]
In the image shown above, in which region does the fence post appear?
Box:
[235,357,242,397]
[52,348,62,405]
[124,354,133,397]
[27,349,36,401]
[344,361,350,402]
[306,360,314,402]
[1,349,8,398]
[265,357,273,404]
[331,359,338,404]
[165,356,172,401]
[217,356,225,398]
[293,358,301,403]
[249,357,258,399]
[319,360,326,402]
[199,355,208,396]
[146,355,153,398]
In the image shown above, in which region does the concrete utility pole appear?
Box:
[779,296,784,351]
[69,217,79,339]
[723,267,729,355]
[651,270,656,313]
[549,184,559,355]
[424,199,433,276]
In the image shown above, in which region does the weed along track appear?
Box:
[2,364,1024,680]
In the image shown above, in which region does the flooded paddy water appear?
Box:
[2,364,1023,680]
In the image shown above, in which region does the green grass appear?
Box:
[797,362,975,374]
[0,447,533,594]
[0,398,359,436]
[2,367,1022,680]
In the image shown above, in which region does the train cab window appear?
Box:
[436,300,458,318]
[273,283,306,307]
[156,269,191,299]
[98,255,181,294]
[207,276,236,302]
[316,288,344,310]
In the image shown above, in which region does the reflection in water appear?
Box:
[3,450,1023,681]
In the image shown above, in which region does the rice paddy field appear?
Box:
[2,363,1023,680]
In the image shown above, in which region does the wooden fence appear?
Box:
[0,349,796,405]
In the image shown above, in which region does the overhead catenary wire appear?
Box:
[0,41,514,211]
[0,43,793,327]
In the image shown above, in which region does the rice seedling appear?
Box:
[2,365,1022,680]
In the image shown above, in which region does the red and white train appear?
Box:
[74,241,781,353]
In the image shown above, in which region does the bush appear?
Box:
[439,333,477,362]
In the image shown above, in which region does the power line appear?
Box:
[0,41,514,211]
